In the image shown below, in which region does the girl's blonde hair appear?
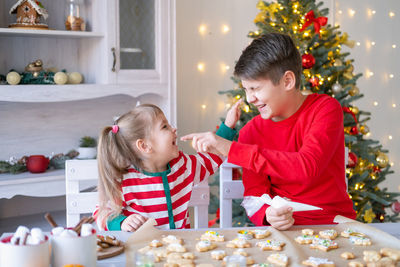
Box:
[96,104,164,227]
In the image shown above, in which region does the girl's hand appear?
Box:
[121,214,148,232]
[225,98,243,128]
[265,206,294,230]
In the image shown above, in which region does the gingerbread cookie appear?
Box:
[196,240,217,252]
[319,229,338,240]
[310,238,338,252]
[341,228,366,238]
[302,256,335,267]
[295,234,315,244]
[256,240,285,251]
[253,229,271,239]
[267,253,289,267]
[380,247,400,261]
[166,252,194,266]
[211,250,226,260]
[201,231,225,242]
[341,252,355,260]
[349,236,372,246]
[226,238,251,248]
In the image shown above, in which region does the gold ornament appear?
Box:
[335,32,355,48]
[303,69,311,78]
[254,12,267,24]
[6,71,21,85]
[350,106,359,114]
[67,72,83,84]
[344,126,352,134]
[376,152,389,168]
[349,86,360,96]
[364,208,375,223]
[333,59,343,67]
[359,125,369,135]
[54,72,68,85]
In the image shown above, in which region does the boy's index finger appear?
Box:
[180,133,197,141]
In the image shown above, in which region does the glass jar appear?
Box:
[65,0,86,31]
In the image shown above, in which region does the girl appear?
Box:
[94,103,239,231]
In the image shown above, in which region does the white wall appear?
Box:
[176,0,400,193]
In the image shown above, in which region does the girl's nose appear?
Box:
[246,92,255,103]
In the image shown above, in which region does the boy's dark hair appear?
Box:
[234,33,302,89]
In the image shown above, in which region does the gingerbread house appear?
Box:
[9,0,48,29]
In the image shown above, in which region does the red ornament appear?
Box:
[302,54,315,69]
[392,201,400,214]
[26,155,49,173]
[309,76,319,87]
[300,10,328,36]
[372,166,381,173]
[347,152,358,168]
[350,126,359,135]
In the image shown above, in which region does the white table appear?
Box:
[1,223,399,267]
[99,223,400,267]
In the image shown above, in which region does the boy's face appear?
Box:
[242,77,288,121]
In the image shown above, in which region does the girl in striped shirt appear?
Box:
[95,103,238,231]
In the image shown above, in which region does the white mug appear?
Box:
[51,233,96,267]
[0,235,50,267]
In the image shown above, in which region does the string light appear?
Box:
[366,69,374,78]
[389,12,395,18]
[348,9,356,17]
[389,74,394,79]
[220,63,230,73]
[197,62,205,72]
[392,103,397,108]
[367,9,376,18]
[222,24,230,34]
[371,41,375,46]
[373,101,378,106]
[201,104,207,109]
[392,44,397,49]
[338,10,343,15]
[198,24,207,35]
[388,135,393,140]
[356,42,361,46]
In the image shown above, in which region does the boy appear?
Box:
[181,33,356,230]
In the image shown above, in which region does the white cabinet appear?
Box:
[0,0,176,124]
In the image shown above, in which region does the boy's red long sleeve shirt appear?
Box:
[228,93,356,226]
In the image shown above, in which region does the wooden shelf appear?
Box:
[0,28,103,38]
[0,83,167,102]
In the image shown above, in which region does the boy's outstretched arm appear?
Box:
[181,98,243,155]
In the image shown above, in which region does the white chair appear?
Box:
[66,159,210,229]
[219,147,349,228]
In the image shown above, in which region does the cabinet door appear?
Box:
[108,0,173,84]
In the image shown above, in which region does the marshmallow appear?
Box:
[26,235,41,245]
[51,226,65,236]
[14,226,30,245]
[31,228,45,242]
[60,229,78,238]
[80,223,95,237]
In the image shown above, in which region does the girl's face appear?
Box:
[148,114,179,165]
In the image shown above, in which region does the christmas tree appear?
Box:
[209,0,400,226]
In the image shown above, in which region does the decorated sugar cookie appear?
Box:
[149,239,163,247]
[302,256,335,267]
[233,248,248,256]
[253,229,271,239]
[201,231,225,242]
[340,228,366,238]
[340,252,355,260]
[310,238,338,252]
[295,234,315,244]
[256,240,285,251]
[349,235,371,246]
[196,240,217,252]
[162,235,183,244]
[302,229,314,236]
[267,253,289,267]
[237,230,254,240]
[226,238,251,248]
[166,242,186,253]
[211,250,226,260]
[318,229,338,240]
